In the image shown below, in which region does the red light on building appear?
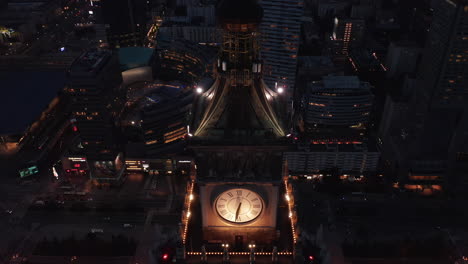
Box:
[309,256,314,260]
[66,169,70,173]
[162,254,169,260]
[74,163,81,168]
[73,126,78,132]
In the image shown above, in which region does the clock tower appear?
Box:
[187,0,289,252]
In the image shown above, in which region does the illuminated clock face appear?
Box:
[215,188,263,223]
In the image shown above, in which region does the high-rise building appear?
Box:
[65,49,124,179]
[380,0,468,193]
[285,143,380,175]
[141,82,193,156]
[418,0,468,108]
[192,0,285,142]
[415,0,468,189]
[331,17,365,56]
[385,41,421,79]
[316,0,349,18]
[101,0,148,48]
[259,0,303,98]
[185,0,292,255]
[303,76,373,140]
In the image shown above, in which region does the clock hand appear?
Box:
[235,202,242,220]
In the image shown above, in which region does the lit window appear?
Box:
[145,140,158,145]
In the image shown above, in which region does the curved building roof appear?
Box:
[118,47,154,71]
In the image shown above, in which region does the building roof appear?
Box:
[323,76,360,89]
[193,78,285,141]
[118,47,154,71]
[70,49,112,75]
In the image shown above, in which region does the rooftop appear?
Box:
[323,76,360,89]
[298,56,334,68]
[70,49,112,74]
[118,47,154,71]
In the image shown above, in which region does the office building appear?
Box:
[65,49,124,180]
[101,0,148,48]
[141,82,194,156]
[385,41,421,79]
[417,0,468,189]
[158,24,222,44]
[303,76,373,140]
[417,0,468,108]
[259,0,303,98]
[331,17,365,56]
[285,143,380,175]
[297,56,339,82]
[316,0,349,18]
[156,38,214,82]
[380,0,468,193]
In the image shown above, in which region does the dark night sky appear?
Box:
[0,71,65,135]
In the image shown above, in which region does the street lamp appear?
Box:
[222,243,229,263]
[277,87,284,94]
[249,243,256,264]
[196,87,203,94]
[201,245,207,263]
[272,246,278,263]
